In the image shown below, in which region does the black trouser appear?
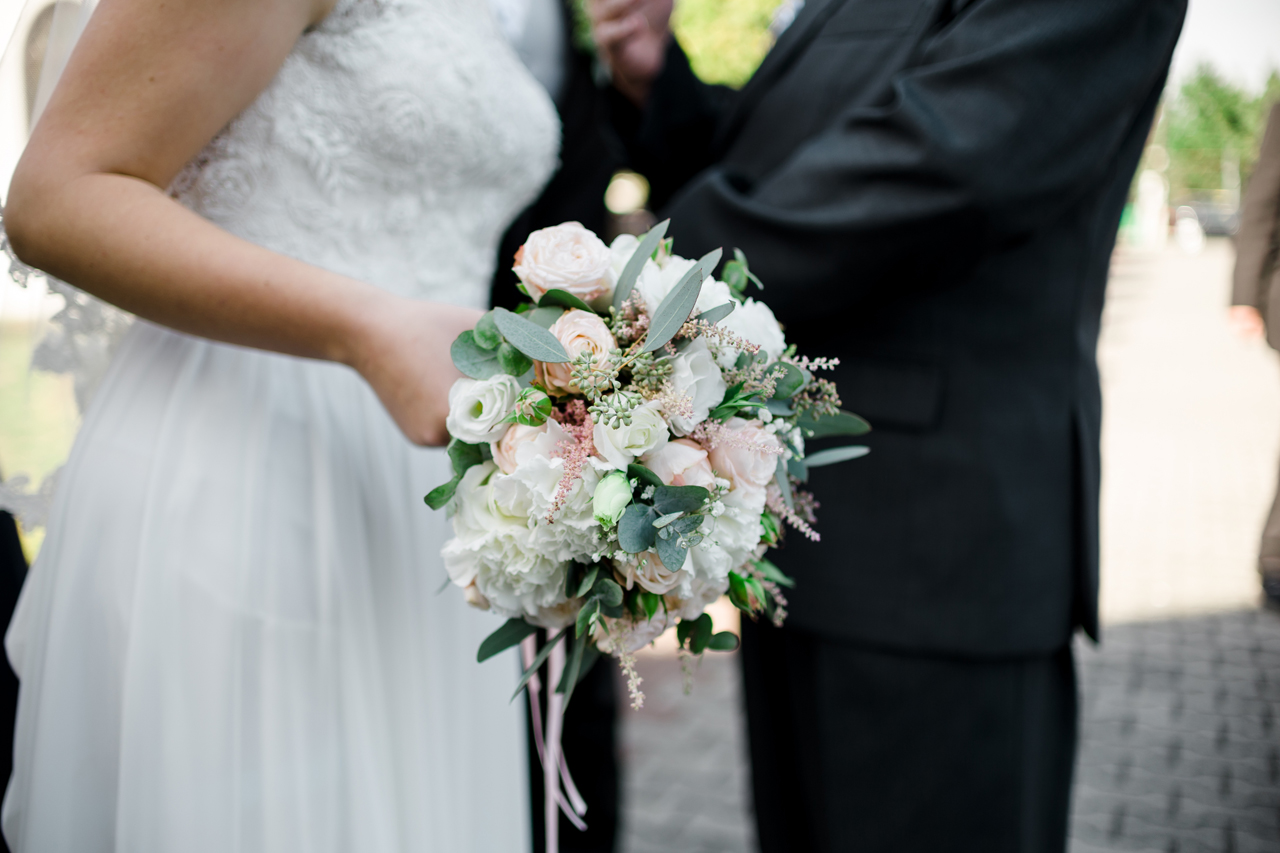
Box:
[0,511,26,853]
[741,618,1077,853]
[528,634,619,853]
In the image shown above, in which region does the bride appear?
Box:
[1,0,558,849]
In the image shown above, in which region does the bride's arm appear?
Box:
[4,0,476,446]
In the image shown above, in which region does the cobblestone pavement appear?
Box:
[616,240,1280,853]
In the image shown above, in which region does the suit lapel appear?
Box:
[712,0,853,155]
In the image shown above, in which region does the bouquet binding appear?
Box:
[426,219,869,850]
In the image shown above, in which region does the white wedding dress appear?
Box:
[2,0,559,850]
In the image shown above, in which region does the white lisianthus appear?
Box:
[594,610,672,654]
[717,297,787,368]
[513,222,613,304]
[635,255,697,318]
[666,338,726,435]
[668,575,730,621]
[445,375,521,444]
[694,277,734,316]
[593,402,669,469]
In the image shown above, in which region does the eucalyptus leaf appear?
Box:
[708,631,740,652]
[694,301,735,325]
[804,445,871,467]
[643,264,704,353]
[539,289,594,312]
[626,463,664,491]
[474,311,502,350]
[797,410,872,438]
[451,331,502,379]
[770,362,807,400]
[695,247,723,281]
[766,399,795,416]
[497,342,534,376]
[477,618,537,663]
[652,485,709,516]
[612,219,669,311]
[618,503,658,553]
[525,306,565,329]
[774,456,795,512]
[787,455,809,483]
[592,577,624,607]
[492,307,571,363]
[654,533,688,576]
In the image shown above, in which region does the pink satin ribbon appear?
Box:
[521,635,588,853]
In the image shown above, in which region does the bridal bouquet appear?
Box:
[427,219,870,709]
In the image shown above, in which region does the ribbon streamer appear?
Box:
[520,635,588,853]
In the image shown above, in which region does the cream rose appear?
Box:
[619,549,687,594]
[535,309,617,396]
[666,338,726,435]
[708,417,781,496]
[491,423,546,474]
[642,439,717,489]
[593,402,669,469]
[445,375,521,444]
[513,222,613,303]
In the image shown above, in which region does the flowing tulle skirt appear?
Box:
[1,322,529,852]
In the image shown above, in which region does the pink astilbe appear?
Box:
[654,385,695,422]
[691,420,786,456]
[787,355,840,372]
[546,400,595,523]
[766,482,820,542]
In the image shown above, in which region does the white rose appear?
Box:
[666,338,726,435]
[446,375,520,444]
[594,610,672,654]
[606,234,640,288]
[513,222,613,303]
[592,402,669,469]
[717,297,787,368]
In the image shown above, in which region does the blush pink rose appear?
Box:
[642,439,717,489]
[535,309,617,396]
[491,423,547,474]
[708,417,781,496]
[513,222,613,303]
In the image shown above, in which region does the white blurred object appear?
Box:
[1132,169,1170,250]
[1175,205,1205,254]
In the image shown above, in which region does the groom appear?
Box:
[591,0,1186,850]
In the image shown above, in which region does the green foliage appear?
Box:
[673,0,784,88]
[477,618,538,662]
[1164,65,1280,201]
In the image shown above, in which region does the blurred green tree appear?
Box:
[1164,65,1280,202]
[673,0,783,88]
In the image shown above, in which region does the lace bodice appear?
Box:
[0,0,560,524]
[170,0,560,307]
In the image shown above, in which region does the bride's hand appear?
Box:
[347,296,481,447]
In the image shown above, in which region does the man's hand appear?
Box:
[1228,305,1266,341]
[589,0,674,106]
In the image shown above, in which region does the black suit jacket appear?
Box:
[490,9,623,310]
[1233,104,1280,350]
[614,0,1186,656]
